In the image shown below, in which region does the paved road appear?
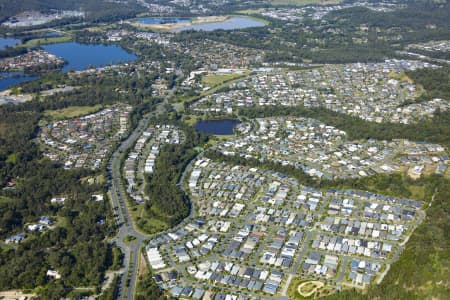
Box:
[108,94,199,299]
[108,97,172,299]
[109,115,153,300]
[107,96,429,298]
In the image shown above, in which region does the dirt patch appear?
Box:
[0,290,37,299]
[297,280,325,297]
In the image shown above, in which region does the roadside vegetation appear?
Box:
[137,114,208,233]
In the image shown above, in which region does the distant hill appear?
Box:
[0,0,145,22]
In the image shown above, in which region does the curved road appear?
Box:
[108,96,198,300]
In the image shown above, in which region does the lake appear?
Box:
[0,42,136,91]
[0,72,36,91]
[136,17,191,24]
[176,17,265,32]
[43,42,136,71]
[195,119,240,135]
[0,37,20,50]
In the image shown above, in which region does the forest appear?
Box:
[326,2,450,31]
[0,107,118,298]
[0,53,165,296]
[406,66,450,102]
[174,1,450,64]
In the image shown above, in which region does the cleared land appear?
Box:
[176,71,253,105]
[202,72,249,87]
[297,281,324,297]
[288,277,336,299]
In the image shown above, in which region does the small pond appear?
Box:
[195,119,240,135]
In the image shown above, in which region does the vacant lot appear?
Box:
[44,104,103,120]
[288,277,336,299]
[202,73,246,87]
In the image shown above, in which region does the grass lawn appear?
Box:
[288,277,337,299]
[6,153,16,164]
[0,196,14,204]
[269,0,343,6]
[131,204,171,234]
[408,184,426,200]
[123,235,137,243]
[176,70,253,105]
[137,251,148,279]
[445,167,450,178]
[21,35,72,47]
[388,71,414,84]
[43,105,103,120]
[81,174,106,185]
[136,217,169,234]
[211,134,235,141]
[298,281,324,297]
[288,277,311,299]
[182,114,201,126]
[56,216,70,229]
[129,203,145,222]
[0,243,13,252]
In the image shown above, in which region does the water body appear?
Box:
[0,42,136,91]
[136,17,191,24]
[176,17,265,32]
[0,37,20,50]
[0,72,36,91]
[43,42,136,71]
[195,119,240,135]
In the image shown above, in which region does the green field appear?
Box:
[136,216,169,234]
[123,235,137,243]
[21,35,73,47]
[43,105,103,120]
[201,71,250,87]
[176,71,252,105]
[182,114,201,126]
[131,203,171,234]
